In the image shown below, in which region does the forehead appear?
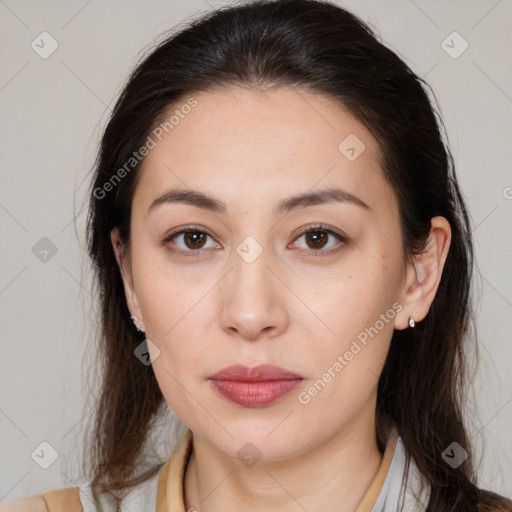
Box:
[134,86,394,215]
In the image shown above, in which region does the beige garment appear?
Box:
[43,425,428,511]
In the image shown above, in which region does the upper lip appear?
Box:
[209,364,303,382]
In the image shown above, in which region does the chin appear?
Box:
[208,422,308,462]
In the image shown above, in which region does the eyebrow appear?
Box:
[147,187,371,216]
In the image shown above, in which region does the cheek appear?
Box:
[297,288,396,415]
[134,257,211,335]
[146,311,207,422]
[298,257,400,339]
[292,253,401,390]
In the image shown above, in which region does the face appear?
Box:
[114,86,414,461]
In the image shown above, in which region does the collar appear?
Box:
[155,427,400,512]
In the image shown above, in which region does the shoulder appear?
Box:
[0,487,83,512]
[0,494,48,512]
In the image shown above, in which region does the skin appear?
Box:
[111,86,451,512]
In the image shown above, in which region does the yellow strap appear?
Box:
[355,426,399,512]
[42,487,82,512]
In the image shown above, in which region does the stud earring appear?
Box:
[131,315,145,334]
[408,316,416,328]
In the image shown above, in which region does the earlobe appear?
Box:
[394,216,451,330]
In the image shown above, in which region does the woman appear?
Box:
[4,0,511,510]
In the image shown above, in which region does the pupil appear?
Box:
[307,231,327,249]
[186,232,204,248]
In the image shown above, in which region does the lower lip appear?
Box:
[210,379,303,407]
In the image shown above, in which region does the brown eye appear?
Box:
[292,225,347,256]
[303,230,329,250]
[181,231,207,249]
[163,228,218,255]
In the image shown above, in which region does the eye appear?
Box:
[163,227,219,256]
[162,224,347,258]
[290,224,347,256]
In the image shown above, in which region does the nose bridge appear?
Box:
[231,233,275,304]
[219,233,287,340]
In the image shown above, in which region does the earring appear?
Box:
[408,316,416,328]
[131,315,145,334]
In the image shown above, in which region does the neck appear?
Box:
[183,401,387,512]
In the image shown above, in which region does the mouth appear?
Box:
[208,364,304,408]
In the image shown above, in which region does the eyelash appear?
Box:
[162,224,348,258]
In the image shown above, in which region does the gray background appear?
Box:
[1,0,511,502]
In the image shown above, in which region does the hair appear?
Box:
[83,0,512,510]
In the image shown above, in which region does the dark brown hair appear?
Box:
[83,0,512,510]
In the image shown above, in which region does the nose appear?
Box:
[218,244,289,342]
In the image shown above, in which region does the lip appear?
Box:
[209,364,304,408]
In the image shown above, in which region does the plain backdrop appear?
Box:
[1,0,511,503]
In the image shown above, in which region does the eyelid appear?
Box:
[162,224,215,242]
[293,223,346,239]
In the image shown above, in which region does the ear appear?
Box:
[110,227,145,331]
[394,216,451,330]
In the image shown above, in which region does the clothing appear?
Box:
[42,426,431,511]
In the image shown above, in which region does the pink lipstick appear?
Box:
[209,364,304,407]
